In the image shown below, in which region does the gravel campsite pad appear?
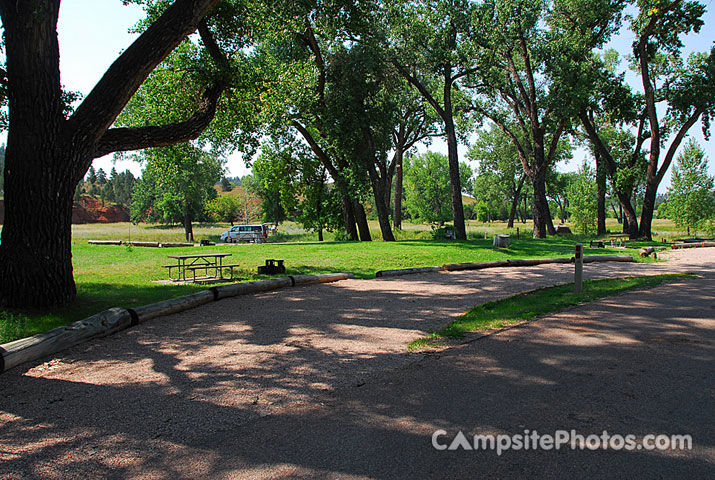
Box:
[1,248,713,478]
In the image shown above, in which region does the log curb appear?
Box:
[0,272,354,374]
[671,242,715,249]
[377,255,634,279]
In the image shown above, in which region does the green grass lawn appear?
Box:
[409,274,694,350]
[0,220,670,344]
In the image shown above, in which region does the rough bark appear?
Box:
[340,196,359,241]
[183,212,194,242]
[507,176,524,228]
[531,169,550,238]
[596,150,607,235]
[394,62,466,240]
[579,110,640,239]
[618,194,639,238]
[443,93,467,240]
[354,200,372,242]
[370,171,396,242]
[393,147,404,230]
[0,0,220,307]
[292,120,360,240]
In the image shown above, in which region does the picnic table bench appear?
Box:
[608,234,630,247]
[164,253,239,282]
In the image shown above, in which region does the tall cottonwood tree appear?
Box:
[580,0,715,239]
[248,2,379,241]
[0,0,222,307]
[386,0,481,241]
[469,0,624,238]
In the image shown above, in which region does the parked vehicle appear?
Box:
[220,223,274,243]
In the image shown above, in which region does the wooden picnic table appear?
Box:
[164,253,238,282]
[608,233,630,246]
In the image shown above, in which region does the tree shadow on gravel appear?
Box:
[1,267,713,478]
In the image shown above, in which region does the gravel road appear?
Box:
[0,247,713,479]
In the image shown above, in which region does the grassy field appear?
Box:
[66,218,693,244]
[0,219,672,343]
[409,274,694,350]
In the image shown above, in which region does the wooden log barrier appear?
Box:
[506,258,571,267]
[130,290,215,324]
[672,241,715,249]
[582,254,633,263]
[290,273,355,286]
[443,260,510,271]
[0,308,132,373]
[160,242,195,248]
[376,266,445,278]
[125,241,161,248]
[0,272,357,374]
[88,240,123,245]
[671,242,700,249]
[212,277,293,300]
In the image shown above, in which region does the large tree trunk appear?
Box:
[393,148,404,231]
[0,0,220,307]
[617,193,639,239]
[596,151,607,235]
[340,195,359,241]
[354,200,372,242]
[371,176,395,242]
[530,168,553,238]
[183,212,194,242]
[443,104,466,241]
[638,178,659,240]
[0,1,74,306]
[1,151,78,306]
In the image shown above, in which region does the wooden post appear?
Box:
[574,243,583,293]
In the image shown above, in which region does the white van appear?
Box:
[220,224,272,243]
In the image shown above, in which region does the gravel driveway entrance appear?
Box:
[1,248,713,478]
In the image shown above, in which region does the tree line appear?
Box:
[1,0,713,307]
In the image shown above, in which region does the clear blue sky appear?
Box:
[14,1,715,190]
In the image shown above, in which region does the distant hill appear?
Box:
[72,196,129,224]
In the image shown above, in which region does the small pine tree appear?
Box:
[86,165,97,184]
[220,177,233,192]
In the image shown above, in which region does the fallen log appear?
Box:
[88,240,122,245]
[376,266,444,278]
[160,242,195,248]
[640,247,656,257]
[130,290,215,324]
[0,308,132,373]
